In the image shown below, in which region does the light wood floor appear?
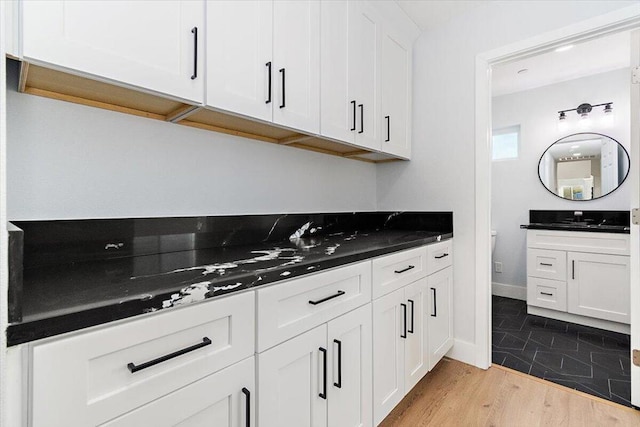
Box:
[379,358,640,426]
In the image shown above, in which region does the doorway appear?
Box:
[475,11,640,407]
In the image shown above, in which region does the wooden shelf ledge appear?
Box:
[17,61,404,164]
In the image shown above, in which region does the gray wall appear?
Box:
[6,62,377,220]
[376,1,636,357]
[491,68,630,291]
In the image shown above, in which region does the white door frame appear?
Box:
[474,3,640,396]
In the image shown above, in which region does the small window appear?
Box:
[492,126,520,161]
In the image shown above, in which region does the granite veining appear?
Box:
[7,212,453,345]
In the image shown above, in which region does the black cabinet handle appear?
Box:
[358,104,363,133]
[127,337,211,373]
[279,68,286,108]
[319,347,327,399]
[242,387,251,427]
[540,292,553,296]
[265,62,272,104]
[385,115,390,142]
[309,290,345,305]
[430,288,437,317]
[408,299,414,334]
[190,27,198,80]
[572,260,575,280]
[333,339,342,388]
[394,265,415,274]
[351,100,356,131]
[434,253,449,259]
[540,263,553,266]
[401,303,407,338]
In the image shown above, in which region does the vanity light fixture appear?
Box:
[557,102,613,121]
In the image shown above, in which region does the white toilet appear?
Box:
[491,230,497,254]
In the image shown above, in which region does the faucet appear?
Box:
[573,211,583,223]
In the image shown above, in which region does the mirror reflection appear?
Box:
[538,133,629,201]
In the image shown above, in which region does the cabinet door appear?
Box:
[319,0,355,144]
[327,304,372,427]
[567,252,630,323]
[206,0,273,122]
[380,24,411,158]
[258,324,327,427]
[427,267,454,370]
[22,1,204,102]
[272,0,320,134]
[404,278,429,392]
[349,1,381,150]
[372,288,405,426]
[100,356,255,427]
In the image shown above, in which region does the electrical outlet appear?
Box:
[494,262,503,273]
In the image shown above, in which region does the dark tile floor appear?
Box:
[492,295,632,406]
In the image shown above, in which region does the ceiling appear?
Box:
[492,31,631,96]
[396,0,490,32]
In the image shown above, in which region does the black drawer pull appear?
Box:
[242,387,251,427]
[385,115,390,142]
[351,100,356,131]
[394,265,415,274]
[572,260,575,280]
[434,253,449,259]
[401,303,407,339]
[265,62,272,104]
[408,299,414,334]
[540,263,553,266]
[309,290,345,305]
[319,347,327,399]
[333,339,342,388]
[279,68,286,108]
[540,292,554,296]
[190,27,198,80]
[358,103,364,133]
[127,337,211,373]
[431,288,437,317]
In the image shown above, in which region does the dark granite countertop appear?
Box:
[7,212,453,345]
[520,223,630,233]
[521,210,631,234]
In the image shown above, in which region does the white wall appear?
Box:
[376,0,638,362]
[6,64,377,220]
[491,68,630,291]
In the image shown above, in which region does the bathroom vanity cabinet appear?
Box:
[526,229,630,332]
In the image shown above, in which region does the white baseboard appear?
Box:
[527,306,630,334]
[446,338,478,367]
[492,282,526,301]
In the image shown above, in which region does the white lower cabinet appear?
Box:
[427,267,454,371]
[258,304,372,427]
[372,244,454,425]
[526,230,630,327]
[101,356,255,427]
[567,252,630,323]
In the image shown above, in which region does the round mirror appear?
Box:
[538,133,629,201]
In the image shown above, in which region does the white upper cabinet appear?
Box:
[272,0,320,134]
[21,0,205,103]
[207,0,319,134]
[320,1,381,150]
[381,23,411,159]
[349,1,382,151]
[206,0,273,122]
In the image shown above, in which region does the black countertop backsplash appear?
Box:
[7,211,453,345]
[521,210,630,234]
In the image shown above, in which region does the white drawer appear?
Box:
[527,277,567,311]
[372,246,428,299]
[526,229,630,256]
[100,356,255,427]
[31,291,254,427]
[527,248,566,281]
[426,240,453,275]
[257,261,371,352]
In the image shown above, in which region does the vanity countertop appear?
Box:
[7,212,453,345]
[520,223,630,233]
